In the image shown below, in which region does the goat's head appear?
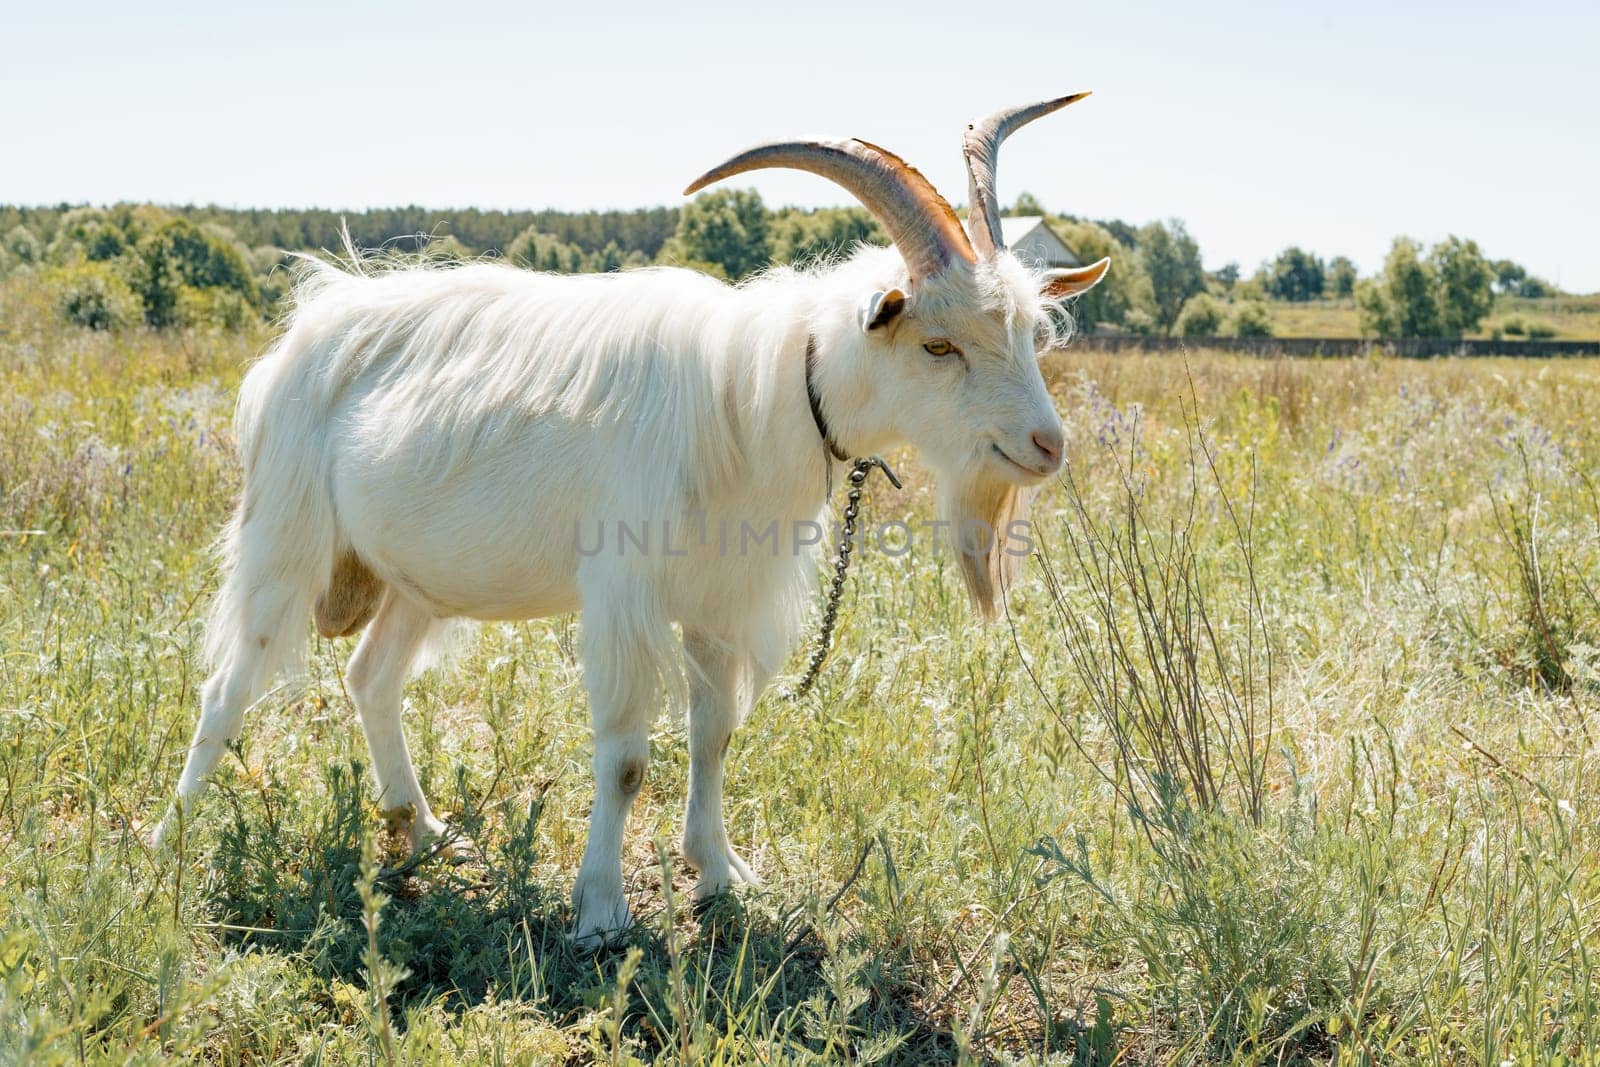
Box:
[685,94,1110,617]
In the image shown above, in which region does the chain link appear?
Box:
[784,456,900,699]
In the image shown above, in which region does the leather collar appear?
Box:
[804,335,850,463]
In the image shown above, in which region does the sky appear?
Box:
[5,1,1598,291]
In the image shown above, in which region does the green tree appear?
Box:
[594,240,625,272]
[1009,191,1046,216]
[1431,236,1495,337]
[1354,279,1393,337]
[1215,262,1240,291]
[1326,256,1357,299]
[1051,219,1154,335]
[1491,258,1527,294]
[106,204,176,249]
[769,206,885,268]
[507,227,590,273]
[130,218,259,327]
[657,189,771,280]
[1265,246,1325,302]
[421,234,470,263]
[48,207,127,264]
[1136,219,1204,335]
[1175,293,1225,337]
[1356,237,1440,338]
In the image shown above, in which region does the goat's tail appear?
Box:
[202,324,343,682]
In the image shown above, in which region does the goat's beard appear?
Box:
[936,468,1037,620]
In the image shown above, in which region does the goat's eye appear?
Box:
[923,338,959,358]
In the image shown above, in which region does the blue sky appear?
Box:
[5,1,1597,290]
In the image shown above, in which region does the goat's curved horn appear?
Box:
[963,91,1091,259]
[684,139,975,281]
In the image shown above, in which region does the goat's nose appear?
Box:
[1031,427,1064,469]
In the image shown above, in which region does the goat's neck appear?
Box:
[800,318,900,467]
[707,290,904,524]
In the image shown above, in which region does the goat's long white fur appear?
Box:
[214,256,825,703]
[161,221,1099,944]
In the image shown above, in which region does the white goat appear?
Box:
[158,94,1110,945]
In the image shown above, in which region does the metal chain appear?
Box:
[785,456,900,699]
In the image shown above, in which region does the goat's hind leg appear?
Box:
[346,589,448,853]
[156,581,306,848]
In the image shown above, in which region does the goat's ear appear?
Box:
[1041,257,1111,300]
[859,288,907,332]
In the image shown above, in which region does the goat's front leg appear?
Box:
[572,590,665,948]
[682,630,762,899]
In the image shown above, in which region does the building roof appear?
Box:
[997,215,1083,269]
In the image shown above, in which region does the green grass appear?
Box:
[1267,293,1600,340]
[4,275,1600,1063]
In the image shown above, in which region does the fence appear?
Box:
[1065,335,1600,358]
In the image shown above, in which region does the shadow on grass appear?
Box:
[203,761,968,1061]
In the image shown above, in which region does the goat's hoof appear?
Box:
[416,822,480,866]
[380,804,453,860]
[150,810,180,852]
[572,910,634,952]
[438,833,481,866]
[692,874,733,903]
[412,814,467,857]
[693,886,751,926]
[572,885,633,951]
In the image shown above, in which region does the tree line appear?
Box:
[0,196,1559,340]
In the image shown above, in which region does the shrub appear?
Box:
[1230,299,1274,337]
[47,207,127,264]
[1502,316,1527,336]
[5,224,42,267]
[507,227,590,273]
[1175,292,1225,337]
[1122,307,1159,335]
[175,286,258,331]
[131,218,259,326]
[1020,406,1406,1058]
[49,262,142,330]
[1526,320,1557,340]
[1033,803,1372,1059]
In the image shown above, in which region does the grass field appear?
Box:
[4,276,1600,1064]
[1267,292,1600,341]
